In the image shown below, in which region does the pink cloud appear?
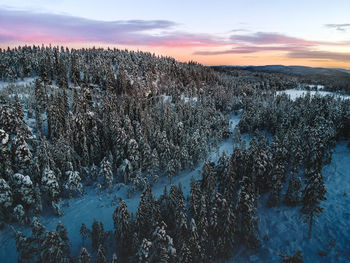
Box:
[195,45,304,55]
[230,32,317,46]
[0,8,229,48]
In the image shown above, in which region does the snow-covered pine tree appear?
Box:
[64,170,83,197]
[150,148,160,183]
[91,219,100,251]
[178,242,192,263]
[113,198,131,258]
[149,221,177,263]
[11,173,35,212]
[41,168,60,201]
[79,247,91,263]
[141,141,152,172]
[15,231,37,262]
[158,131,171,171]
[197,195,209,253]
[138,238,152,263]
[301,169,327,239]
[40,230,70,263]
[167,159,177,184]
[236,175,260,249]
[0,129,12,179]
[267,163,284,207]
[56,221,70,257]
[189,178,202,222]
[136,185,160,240]
[189,219,203,262]
[100,156,113,189]
[89,163,99,182]
[128,139,140,169]
[96,244,107,263]
[13,204,25,223]
[13,133,32,171]
[284,173,302,206]
[0,178,13,220]
[179,146,190,171]
[80,223,89,246]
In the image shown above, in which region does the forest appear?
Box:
[0,45,350,263]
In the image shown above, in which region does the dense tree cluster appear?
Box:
[239,92,350,236]
[1,46,239,222]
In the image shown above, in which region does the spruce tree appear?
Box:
[301,169,326,239]
[79,247,91,263]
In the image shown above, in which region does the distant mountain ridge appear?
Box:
[217,65,350,77]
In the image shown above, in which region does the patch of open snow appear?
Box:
[0,78,36,90]
[161,95,172,103]
[8,94,30,99]
[277,89,350,101]
[180,94,198,103]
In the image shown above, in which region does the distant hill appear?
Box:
[217,65,350,78]
[212,65,350,94]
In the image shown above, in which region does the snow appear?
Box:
[228,141,350,262]
[277,89,350,101]
[0,77,36,90]
[161,94,198,104]
[0,130,9,144]
[22,176,33,186]
[8,94,30,99]
[12,173,32,186]
[180,94,198,103]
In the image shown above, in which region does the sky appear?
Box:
[0,0,349,68]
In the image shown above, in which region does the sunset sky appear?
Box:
[0,0,349,68]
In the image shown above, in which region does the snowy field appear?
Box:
[277,89,350,101]
[0,77,36,90]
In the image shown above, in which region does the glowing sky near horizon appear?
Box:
[0,0,350,68]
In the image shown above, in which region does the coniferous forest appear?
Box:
[0,46,350,263]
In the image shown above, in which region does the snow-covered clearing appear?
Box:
[0,77,36,90]
[277,89,350,101]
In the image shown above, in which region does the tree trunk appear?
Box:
[308,215,313,239]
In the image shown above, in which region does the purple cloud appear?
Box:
[0,8,229,47]
[195,31,350,63]
[195,45,303,55]
[288,50,350,62]
[230,32,318,46]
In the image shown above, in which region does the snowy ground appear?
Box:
[277,89,350,101]
[0,77,36,90]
